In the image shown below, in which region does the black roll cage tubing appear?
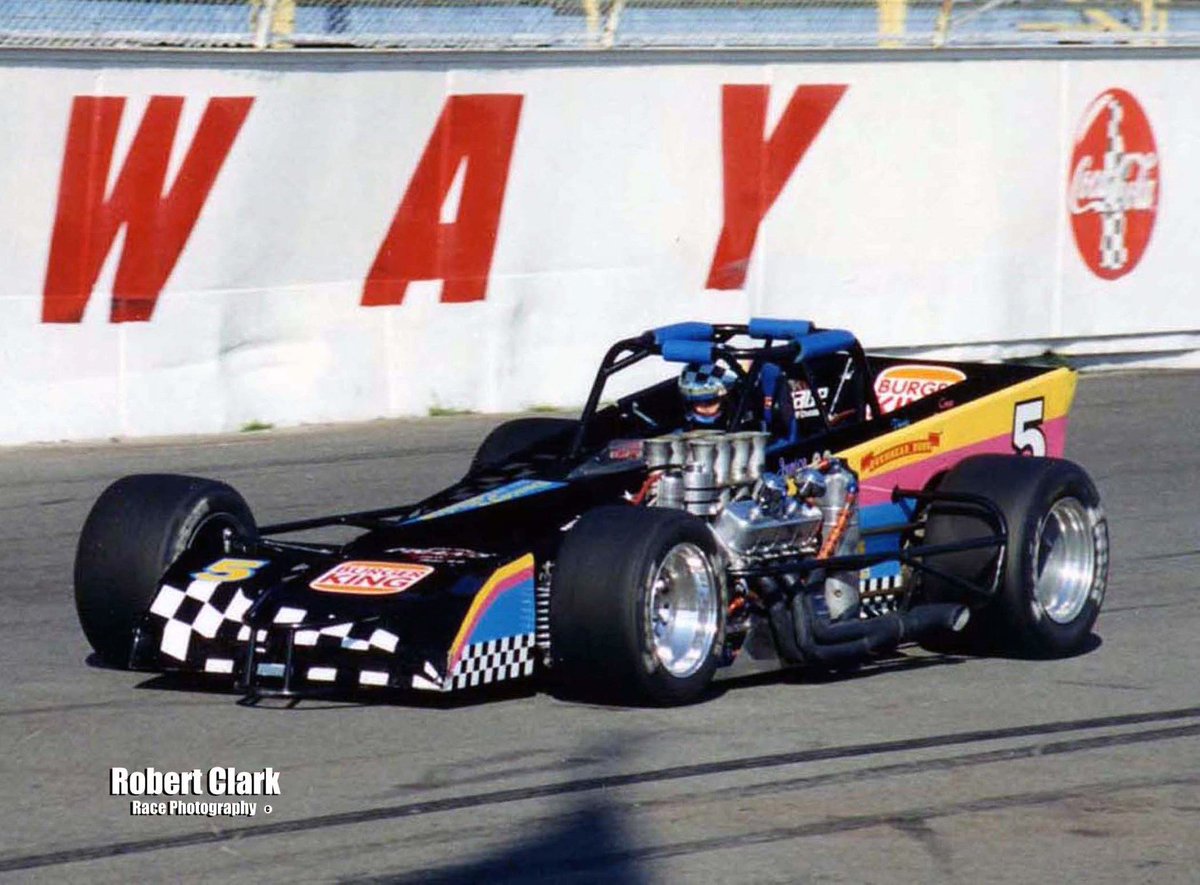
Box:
[567,323,883,460]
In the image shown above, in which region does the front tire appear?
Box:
[922,455,1109,657]
[74,474,257,667]
[550,506,725,705]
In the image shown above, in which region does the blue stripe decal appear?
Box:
[407,480,565,523]
[468,576,536,645]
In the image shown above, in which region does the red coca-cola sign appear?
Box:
[1068,89,1159,280]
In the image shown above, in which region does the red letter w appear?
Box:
[706,84,847,291]
[42,95,253,323]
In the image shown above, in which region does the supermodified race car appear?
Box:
[75,319,1109,705]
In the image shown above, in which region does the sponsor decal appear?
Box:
[309,561,433,595]
[407,479,565,523]
[386,546,492,564]
[860,432,943,473]
[1068,88,1159,280]
[790,383,829,420]
[606,439,645,461]
[874,365,966,414]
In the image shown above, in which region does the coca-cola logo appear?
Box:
[1068,89,1159,280]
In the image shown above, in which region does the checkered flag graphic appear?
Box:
[293,621,401,654]
[1099,97,1129,271]
[448,634,536,689]
[148,580,254,662]
[858,573,904,619]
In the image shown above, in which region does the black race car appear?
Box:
[75,319,1109,704]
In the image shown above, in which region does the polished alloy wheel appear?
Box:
[646,542,720,678]
[1033,496,1097,625]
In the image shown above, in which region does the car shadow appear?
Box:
[129,671,538,710]
[542,647,973,709]
[110,632,1101,711]
[974,631,1104,661]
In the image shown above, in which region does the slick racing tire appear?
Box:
[74,474,257,667]
[469,418,579,474]
[550,506,725,705]
[921,455,1108,657]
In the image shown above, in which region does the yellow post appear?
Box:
[272,0,295,46]
[878,0,908,47]
[933,0,954,46]
[249,0,295,48]
[582,0,602,45]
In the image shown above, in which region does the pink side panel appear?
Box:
[857,416,1069,506]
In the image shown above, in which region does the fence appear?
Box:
[1,0,1197,50]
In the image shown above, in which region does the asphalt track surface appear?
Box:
[1,370,1197,883]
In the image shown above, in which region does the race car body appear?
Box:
[76,319,1108,704]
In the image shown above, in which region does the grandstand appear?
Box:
[0,0,1194,50]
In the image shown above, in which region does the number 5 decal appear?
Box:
[192,558,268,583]
[1013,399,1046,457]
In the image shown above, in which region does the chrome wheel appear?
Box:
[646,542,720,678]
[1033,497,1097,625]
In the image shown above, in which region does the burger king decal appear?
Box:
[874,364,966,414]
[310,561,433,595]
[1068,88,1159,280]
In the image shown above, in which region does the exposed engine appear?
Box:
[642,432,862,621]
[635,431,969,670]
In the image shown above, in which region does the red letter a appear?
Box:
[706,84,847,290]
[363,94,523,306]
[42,95,253,323]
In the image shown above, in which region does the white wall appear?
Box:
[0,51,1194,444]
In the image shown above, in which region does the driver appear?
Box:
[679,362,739,427]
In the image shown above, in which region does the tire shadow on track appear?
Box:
[547,648,972,709]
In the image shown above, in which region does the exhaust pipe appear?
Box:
[763,577,969,667]
[804,595,969,646]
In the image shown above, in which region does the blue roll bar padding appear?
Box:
[797,329,858,359]
[652,322,715,344]
[661,339,716,364]
[747,318,814,340]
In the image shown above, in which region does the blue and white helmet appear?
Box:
[679,362,738,425]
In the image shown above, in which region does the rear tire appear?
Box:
[74,474,257,667]
[550,506,724,705]
[469,418,578,474]
[922,455,1108,657]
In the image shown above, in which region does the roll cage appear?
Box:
[568,318,883,459]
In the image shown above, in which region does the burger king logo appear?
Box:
[1068,88,1159,280]
[874,364,966,414]
[309,561,433,595]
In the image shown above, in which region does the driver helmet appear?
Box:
[679,362,738,426]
